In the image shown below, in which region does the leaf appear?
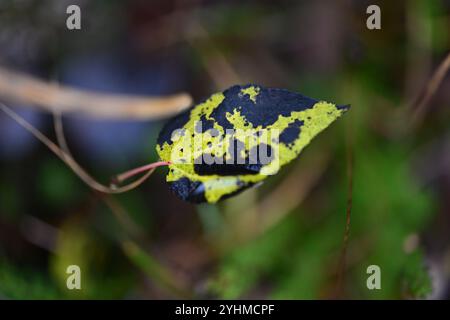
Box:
[157,84,349,203]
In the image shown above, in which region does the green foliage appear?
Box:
[0,259,61,299]
[351,145,432,299]
[209,214,299,298]
[401,251,432,299]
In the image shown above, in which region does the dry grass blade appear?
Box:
[257,154,329,233]
[410,52,450,128]
[0,66,192,120]
[185,22,241,89]
[227,153,330,247]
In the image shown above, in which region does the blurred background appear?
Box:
[0,0,450,299]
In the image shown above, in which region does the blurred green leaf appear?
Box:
[0,258,61,299]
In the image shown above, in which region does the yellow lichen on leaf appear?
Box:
[156,87,347,203]
[240,86,260,103]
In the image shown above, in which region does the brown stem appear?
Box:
[114,161,171,184]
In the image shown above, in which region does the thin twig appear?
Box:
[334,116,354,298]
[0,102,155,193]
[0,66,192,120]
[113,161,171,184]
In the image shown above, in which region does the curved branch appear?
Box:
[0,66,192,120]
